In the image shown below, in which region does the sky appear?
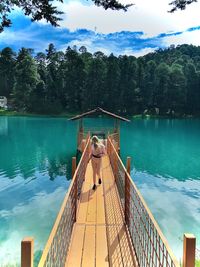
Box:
[0,0,200,56]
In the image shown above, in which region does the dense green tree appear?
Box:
[1,43,200,116]
[142,60,156,108]
[154,63,171,111]
[168,64,186,112]
[104,54,120,110]
[44,44,64,113]
[84,55,107,110]
[118,55,140,113]
[61,47,86,111]
[0,47,16,97]
[184,62,199,113]
[12,48,40,111]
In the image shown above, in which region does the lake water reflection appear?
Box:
[0,116,200,264]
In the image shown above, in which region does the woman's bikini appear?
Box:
[92,153,102,158]
[92,144,103,158]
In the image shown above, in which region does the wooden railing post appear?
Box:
[118,146,120,155]
[126,157,131,175]
[72,157,77,178]
[113,147,118,180]
[21,237,34,267]
[125,157,131,225]
[72,156,77,222]
[183,234,196,267]
[74,178,78,222]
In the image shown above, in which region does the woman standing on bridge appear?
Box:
[88,136,106,190]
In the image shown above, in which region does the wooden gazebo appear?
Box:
[69,107,130,152]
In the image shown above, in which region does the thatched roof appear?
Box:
[68,107,130,122]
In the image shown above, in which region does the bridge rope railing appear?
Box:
[107,135,180,267]
[38,134,90,267]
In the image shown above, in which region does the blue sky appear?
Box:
[0,0,200,56]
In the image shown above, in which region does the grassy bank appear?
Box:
[132,114,199,119]
[0,110,79,118]
[0,110,199,119]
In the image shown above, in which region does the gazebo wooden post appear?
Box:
[21,238,34,267]
[183,234,196,267]
[69,108,130,152]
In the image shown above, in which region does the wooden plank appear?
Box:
[82,225,96,267]
[118,225,136,267]
[85,162,94,184]
[103,181,116,225]
[107,226,123,267]
[86,188,97,223]
[102,156,115,184]
[76,161,93,223]
[76,182,91,224]
[96,225,109,267]
[96,180,105,224]
[66,155,136,267]
[65,224,85,267]
[109,183,124,225]
[86,162,98,223]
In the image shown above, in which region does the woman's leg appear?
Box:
[91,159,97,185]
[97,159,102,183]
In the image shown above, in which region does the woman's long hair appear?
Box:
[91,135,100,150]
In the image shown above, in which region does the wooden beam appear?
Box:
[72,157,77,178]
[68,107,130,122]
[183,233,196,267]
[126,157,131,175]
[21,237,34,267]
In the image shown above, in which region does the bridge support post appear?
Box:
[72,157,77,178]
[125,157,131,225]
[21,237,34,267]
[183,234,196,267]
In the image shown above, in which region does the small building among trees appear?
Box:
[0,96,8,109]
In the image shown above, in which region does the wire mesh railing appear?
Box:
[107,135,180,267]
[38,134,90,267]
[108,132,120,152]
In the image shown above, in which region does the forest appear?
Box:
[0,43,200,116]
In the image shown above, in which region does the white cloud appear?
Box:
[0,187,66,265]
[131,47,159,57]
[2,0,200,56]
[163,30,200,47]
[56,0,200,36]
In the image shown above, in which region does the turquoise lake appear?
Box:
[0,116,200,265]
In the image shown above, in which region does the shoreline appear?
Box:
[0,110,78,118]
[0,110,199,119]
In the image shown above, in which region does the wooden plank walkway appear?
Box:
[65,155,137,267]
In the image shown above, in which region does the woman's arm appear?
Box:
[88,144,93,163]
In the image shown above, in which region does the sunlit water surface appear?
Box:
[0,116,200,265]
